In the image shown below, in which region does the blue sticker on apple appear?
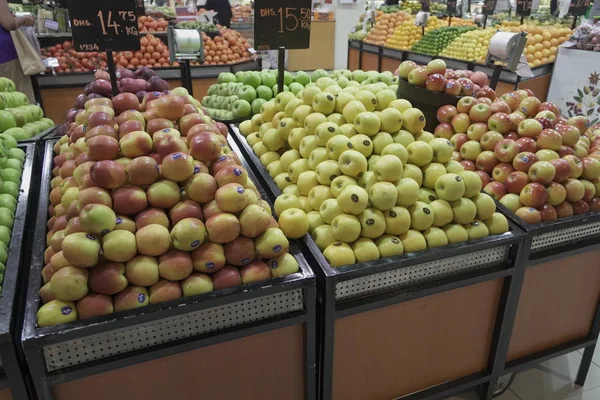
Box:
[61,306,72,315]
[218,155,227,161]
[153,92,161,96]
[162,128,170,133]
[271,260,278,269]
[116,217,123,224]
[191,240,200,247]
[241,258,250,265]
[234,168,242,176]
[172,153,182,159]
[85,234,96,240]
[236,186,245,194]
[273,245,282,253]
[206,262,215,269]
[138,293,146,303]
[194,166,200,174]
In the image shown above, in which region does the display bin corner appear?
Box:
[21,138,316,400]
[228,123,531,400]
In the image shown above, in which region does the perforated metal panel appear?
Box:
[530,221,600,253]
[42,289,303,372]
[335,246,510,301]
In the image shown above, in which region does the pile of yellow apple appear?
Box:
[385,17,443,50]
[237,62,509,268]
[439,28,496,63]
[364,11,411,46]
[449,18,477,27]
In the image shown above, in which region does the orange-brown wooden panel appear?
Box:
[508,250,600,361]
[361,52,379,72]
[381,56,400,73]
[191,77,218,99]
[0,388,12,400]
[53,324,305,400]
[40,87,83,125]
[348,48,359,71]
[332,279,504,400]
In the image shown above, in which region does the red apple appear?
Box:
[539,204,558,221]
[492,163,515,183]
[494,139,519,163]
[484,181,507,201]
[516,137,537,153]
[512,152,538,172]
[505,171,529,194]
[515,207,542,224]
[437,105,458,123]
[520,182,547,208]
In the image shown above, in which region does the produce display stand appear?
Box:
[347,40,554,101]
[0,143,37,400]
[21,138,316,400]
[228,124,529,400]
[481,205,600,398]
[20,127,58,145]
[33,58,262,124]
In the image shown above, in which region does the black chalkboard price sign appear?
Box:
[66,0,140,52]
[482,0,498,15]
[135,0,145,17]
[569,0,591,16]
[421,0,431,12]
[254,0,312,50]
[516,0,532,16]
[446,0,458,16]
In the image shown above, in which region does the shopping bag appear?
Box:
[10,27,45,76]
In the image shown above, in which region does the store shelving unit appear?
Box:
[21,137,316,400]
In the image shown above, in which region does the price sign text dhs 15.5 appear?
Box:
[254,0,312,50]
[66,0,140,52]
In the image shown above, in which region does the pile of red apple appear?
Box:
[434,89,600,224]
[37,78,300,328]
[396,59,491,97]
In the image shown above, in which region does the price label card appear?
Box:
[569,0,591,16]
[421,0,431,12]
[482,0,497,15]
[254,0,312,50]
[446,0,458,16]
[44,18,60,31]
[66,0,140,52]
[516,0,532,16]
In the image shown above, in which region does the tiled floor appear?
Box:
[445,347,600,400]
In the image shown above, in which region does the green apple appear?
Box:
[384,206,411,235]
[392,130,415,147]
[395,178,420,207]
[443,223,469,244]
[299,135,319,158]
[325,85,342,96]
[232,100,252,118]
[372,132,394,155]
[458,171,482,198]
[326,135,352,161]
[260,151,281,167]
[277,117,297,140]
[275,92,295,112]
[499,193,522,212]
[252,99,267,115]
[256,85,273,100]
[294,71,310,86]
[408,201,434,230]
[352,238,380,262]
[288,127,308,150]
[375,235,404,257]
[414,131,434,143]
[267,161,284,178]
[429,138,454,163]
[484,212,509,235]
[273,193,302,216]
[315,160,341,185]
[308,185,333,210]
[283,184,300,197]
[319,198,344,224]
[451,198,477,224]
[305,113,328,135]
[323,242,356,267]
[313,92,336,115]
[327,113,346,126]
[368,182,398,211]
[402,164,423,186]
[353,90,377,112]
[349,134,373,157]
[331,176,357,198]
[315,77,335,91]
[308,147,328,170]
[280,149,301,171]
[399,229,427,253]
[389,99,413,113]
[297,171,319,196]
[422,163,447,189]
[373,154,403,182]
[464,220,490,240]
[423,227,449,248]
[302,86,322,106]
[444,160,465,174]
[312,225,336,251]
[288,159,311,183]
[237,85,257,103]
[354,112,381,137]
[292,105,314,126]
[335,92,355,114]
[315,122,341,146]
[289,82,304,95]
[284,98,304,117]
[358,171,378,192]
[274,172,293,190]
[262,128,285,151]
[368,155,381,172]
[336,185,369,215]
[338,150,368,178]
[359,208,386,238]
[407,141,434,167]
[376,90,398,111]
[331,214,361,242]
[307,211,324,232]
[472,193,496,220]
[435,173,466,201]
[419,188,438,203]
[260,101,277,122]
[402,108,426,134]
[381,143,408,165]
[342,100,367,124]
[378,107,403,133]
[428,199,453,227]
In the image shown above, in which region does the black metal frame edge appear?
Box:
[21,137,316,400]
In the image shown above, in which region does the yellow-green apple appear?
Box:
[315,121,341,146]
[408,201,434,230]
[581,179,596,201]
[459,140,482,161]
[563,155,583,178]
[147,180,181,209]
[515,206,542,224]
[451,198,477,224]
[563,178,585,202]
[476,150,499,173]
[512,152,538,172]
[354,90,377,112]
[582,157,600,180]
[399,229,427,252]
[298,135,319,159]
[435,173,466,201]
[349,134,373,157]
[519,97,541,117]
[170,218,206,251]
[323,242,355,267]
[268,253,299,278]
[423,227,448,248]
[517,119,543,138]
[494,139,518,163]
[307,210,324,232]
[340,123,357,138]
[402,164,424,186]
[357,171,377,192]
[406,141,433,167]
[384,206,411,235]
[480,131,503,151]
[338,150,368,178]
[238,204,271,238]
[394,178,420,207]
[434,123,454,140]
[351,238,380,262]
[499,193,522,212]
[49,266,88,301]
[419,188,438,203]
[467,122,488,141]
[422,163,447,189]
[402,108,426,134]
[319,198,344,224]
[308,185,333,210]
[555,124,580,147]
[342,100,367,125]
[331,213,361,242]
[185,173,217,204]
[469,103,492,123]
[527,161,556,184]
[255,227,289,258]
[398,61,417,79]
[102,230,137,263]
[119,131,152,158]
[367,181,397,210]
[214,183,248,213]
[393,130,416,147]
[381,143,409,165]
[536,128,562,151]
[357,208,385,239]
[379,107,403,133]
[443,223,468,244]
[308,147,328,170]
[354,112,381,136]
[312,225,336,251]
[457,96,476,114]
[428,138,453,164]
[567,115,589,134]
[135,224,171,256]
[336,185,368,215]
[124,255,159,287]
[79,204,116,235]
[373,154,403,182]
[451,113,471,133]
[544,182,567,206]
[451,133,468,151]
[472,193,496,220]
[326,135,353,161]
[536,149,559,161]
[280,149,301,172]
[288,158,310,183]
[374,235,403,257]
[464,220,489,240]
[298,171,319,196]
[315,160,341,185]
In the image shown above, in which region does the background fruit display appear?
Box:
[38,72,301,328]
[138,16,170,33]
[236,71,509,268]
[439,28,496,63]
[200,28,253,65]
[232,4,253,23]
[385,17,443,50]
[396,59,490,97]
[364,11,411,46]
[411,26,477,56]
[0,78,54,140]
[568,23,600,52]
[175,20,219,34]
[432,89,600,223]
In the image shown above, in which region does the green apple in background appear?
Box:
[313,92,336,115]
[312,69,329,82]
[256,85,273,100]
[464,220,490,240]
[338,150,368,179]
[237,85,257,103]
[294,71,311,86]
[231,99,252,119]
[381,143,408,165]
[235,71,247,82]
[283,71,293,86]
[330,176,357,197]
[252,99,267,116]
[392,130,414,148]
[443,223,469,244]
[355,91,377,112]
[297,171,319,196]
[352,238,380,263]
[261,71,277,88]
[289,82,304,95]
[400,229,427,253]
[352,70,367,83]
[312,225,336,251]
[272,84,290,95]
[435,173,466,201]
[423,226,448,248]
[243,72,261,88]
[302,86,322,106]
[218,72,236,84]
[373,154,403,182]
[422,163,447,189]
[0,207,14,229]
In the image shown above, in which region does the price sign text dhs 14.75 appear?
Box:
[67,0,140,52]
[254,0,312,50]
